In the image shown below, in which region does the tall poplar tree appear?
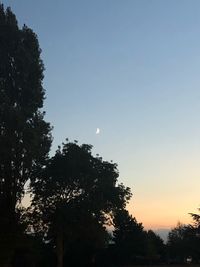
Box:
[0,4,51,229]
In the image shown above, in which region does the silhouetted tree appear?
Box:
[113,209,146,265]
[190,208,200,228]
[0,3,51,225]
[27,141,132,267]
[0,4,51,264]
[146,230,166,264]
[167,222,200,263]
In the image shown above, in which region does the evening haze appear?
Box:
[3,0,200,230]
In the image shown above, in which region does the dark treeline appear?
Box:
[1,4,200,267]
[167,214,200,264]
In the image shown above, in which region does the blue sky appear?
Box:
[3,0,200,229]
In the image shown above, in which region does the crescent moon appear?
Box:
[96,128,100,134]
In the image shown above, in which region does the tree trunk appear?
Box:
[56,230,64,267]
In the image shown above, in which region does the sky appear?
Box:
[3,0,200,230]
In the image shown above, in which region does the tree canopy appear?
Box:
[0,4,52,265]
[112,209,146,264]
[26,141,132,266]
[0,4,51,228]
[167,222,200,263]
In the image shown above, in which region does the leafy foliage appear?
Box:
[167,222,200,262]
[190,208,200,228]
[0,4,52,228]
[146,230,165,263]
[26,141,132,266]
[113,209,146,264]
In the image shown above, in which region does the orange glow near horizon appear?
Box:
[22,187,198,231]
[120,153,200,231]
[127,197,196,230]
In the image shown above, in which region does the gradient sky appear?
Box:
[3,0,200,230]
